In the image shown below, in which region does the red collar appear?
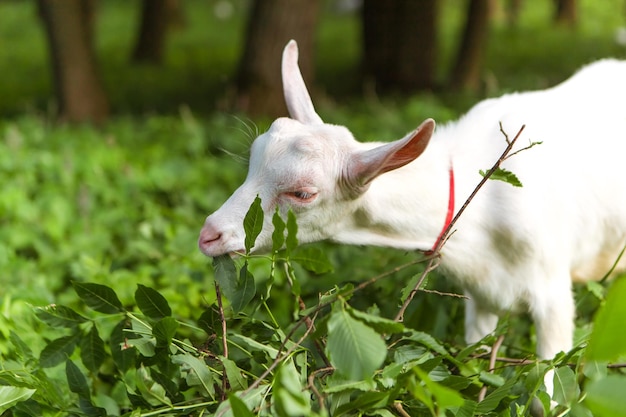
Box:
[426,164,455,255]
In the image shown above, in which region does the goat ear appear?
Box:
[282,40,323,125]
[349,118,435,188]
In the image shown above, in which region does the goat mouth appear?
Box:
[211,249,245,259]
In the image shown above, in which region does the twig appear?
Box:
[478,334,505,402]
[216,310,319,417]
[471,354,535,366]
[444,123,526,251]
[393,402,412,417]
[499,122,541,160]
[420,288,468,299]
[244,310,319,394]
[468,353,626,370]
[395,256,442,322]
[283,262,331,368]
[395,124,527,322]
[307,367,333,411]
[599,242,626,284]
[214,282,229,401]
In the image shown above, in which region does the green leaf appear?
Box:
[171,353,216,400]
[126,316,156,357]
[405,330,450,356]
[231,262,256,313]
[126,336,156,358]
[40,333,81,368]
[243,195,263,253]
[272,208,286,253]
[227,393,255,417]
[586,276,626,362]
[216,387,267,417]
[400,273,430,303]
[110,319,136,372]
[479,371,505,387]
[228,333,279,357]
[585,280,606,301]
[152,317,179,348]
[524,361,550,393]
[77,397,107,417]
[585,375,626,416]
[212,254,237,302]
[323,373,377,393]
[80,325,105,373]
[9,331,33,361]
[220,356,248,391]
[369,410,396,417]
[348,307,405,334]
[197,308,218,335]
[553,365,579,406]
[135,284,172,319]
[286,210,298,253]
[475,376,516,413]
[274,361,311,417]
[583,360,607,381]
[455,400,478,417]
[11,399,42,417]
[34,304,88,328]
[0,386,36,414]
[326,307,387,381]
[73,282,124,314]
[414,366,465,409]
[334,391,390,415]
[291,247,334,274]
[479,167,523,187]
[569,402,594,417]
[286,262,302,297]
[442,375,473,391]
[66,359,90,398]
[135,365,172,407]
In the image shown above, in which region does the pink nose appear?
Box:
[198,225,221,254]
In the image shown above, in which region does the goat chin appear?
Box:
[199,39,626,408]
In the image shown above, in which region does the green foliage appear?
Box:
[583,277,626,416]
[0,1,625,413]
[326,306,388,381]
[3,177,624,415]
[0,110,624,416]
[480,168,523,188]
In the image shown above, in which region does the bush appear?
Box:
[1,114,625,416]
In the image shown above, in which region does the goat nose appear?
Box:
[198,226,221,251]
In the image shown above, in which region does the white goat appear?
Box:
[199,40,626,397]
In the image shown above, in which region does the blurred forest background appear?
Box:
[2,0,625,123]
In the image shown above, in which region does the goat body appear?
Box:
[199,41,626,375]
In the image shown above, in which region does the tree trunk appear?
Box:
[236,0,320,118]
[449,0,491,92]
[362,0,438,94]
[554,0,577,26]
[132,0,180,64]
[37,0,109,124]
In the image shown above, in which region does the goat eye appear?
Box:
[293,191,312,199]
[286,189,318,202]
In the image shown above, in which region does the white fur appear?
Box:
[200,41,626,393]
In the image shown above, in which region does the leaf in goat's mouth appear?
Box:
[212,255,237,300]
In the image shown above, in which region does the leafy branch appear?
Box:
[395,123,529,322]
